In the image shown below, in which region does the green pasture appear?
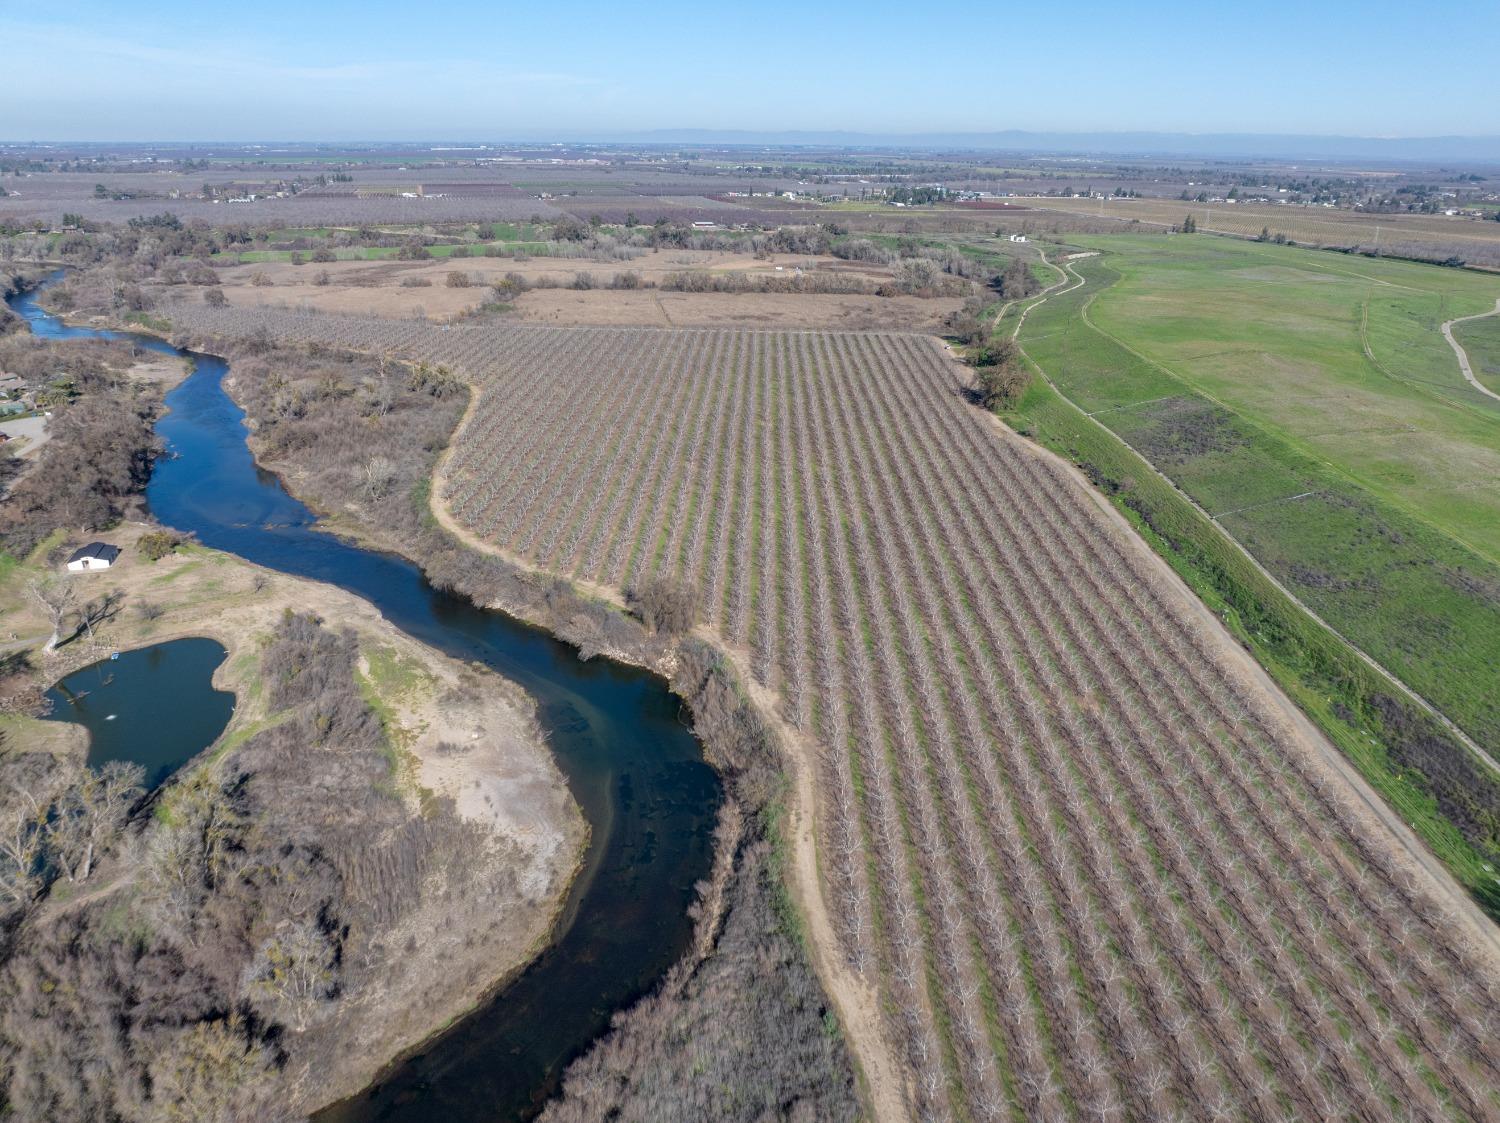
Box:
[1071,235,1500,558]
[1453,312,1500,395]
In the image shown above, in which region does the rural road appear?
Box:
[1441,298,1500,404]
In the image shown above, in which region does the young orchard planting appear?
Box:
[168,305,1500,1122]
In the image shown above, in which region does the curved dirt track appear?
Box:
[1442,297,1500,404]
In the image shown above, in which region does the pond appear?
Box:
[8,276,721,1122]
[42,637,235,791]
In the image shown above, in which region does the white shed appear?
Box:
[66,542,121,572]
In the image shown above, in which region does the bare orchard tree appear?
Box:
[26,577,78,653]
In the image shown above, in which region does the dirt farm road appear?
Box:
[1441,298,1500,404]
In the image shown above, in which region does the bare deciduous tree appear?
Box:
[0,794,48,907]
[26,577,78,653]
[360,455,398,503]
[244,919,340,1032]
[47,761,144,883]
[75,588,125,643]
[630,577,698,635]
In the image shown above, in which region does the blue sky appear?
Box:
[4,0,1496,140]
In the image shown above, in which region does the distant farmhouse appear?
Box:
[66,542,120,572]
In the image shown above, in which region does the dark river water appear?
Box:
[10,277,721,1121]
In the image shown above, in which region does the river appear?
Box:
[8,276,721,1122]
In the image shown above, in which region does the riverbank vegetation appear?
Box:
[0,295,170,555]
[541,639,857,1122]
[2,386,157,557]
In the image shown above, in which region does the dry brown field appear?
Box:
[161,301,1500,1122]
[502,289,957,330]
[1023,196,1500,264]
[182,251,958,330]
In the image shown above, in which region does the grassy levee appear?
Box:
[1011,254,1500,918]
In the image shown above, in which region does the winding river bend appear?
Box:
[9,279,721,1121]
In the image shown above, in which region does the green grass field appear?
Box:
[1068,236,1500,556]
[1020,239,1500,750]
[1010,234,1500,913]
[1453,311,1500,395]
[220,221,545,264]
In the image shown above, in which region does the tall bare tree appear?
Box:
[0,792,48,907]
[245,919,340,1032]
[48,760,144,882]
[75,588,125,643]
[26,577,78,653]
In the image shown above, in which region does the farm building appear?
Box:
[66,542,120,572]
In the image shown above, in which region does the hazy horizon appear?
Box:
[7,0,1498,146]
[7,129,1500,165]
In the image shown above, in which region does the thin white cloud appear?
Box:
[1,20,596,92]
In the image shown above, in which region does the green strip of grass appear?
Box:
[1453,312,1500,396]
